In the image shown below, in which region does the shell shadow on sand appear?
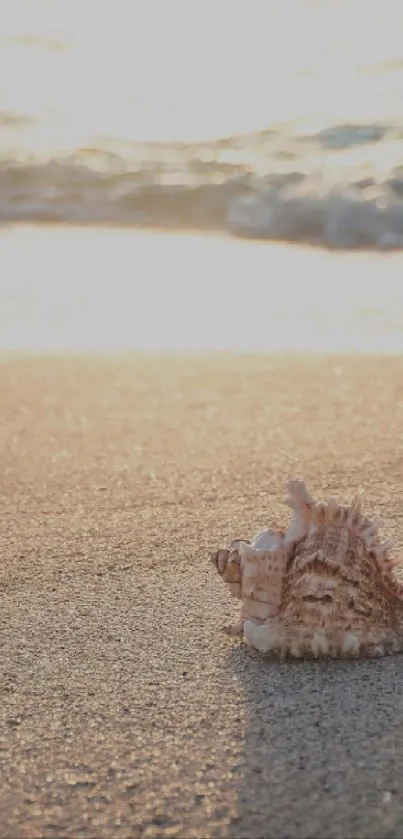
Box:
[223,642,403,839]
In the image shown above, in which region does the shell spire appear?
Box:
[283,479,316,545]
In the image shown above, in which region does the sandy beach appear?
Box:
[1,346,403,838]
[2,0,403,832]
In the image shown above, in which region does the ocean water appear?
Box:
[1,226,403,354]
[1,0,403,249]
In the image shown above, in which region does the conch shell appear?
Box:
[211,479,403,659]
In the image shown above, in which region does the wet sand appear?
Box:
[1,351,403,838]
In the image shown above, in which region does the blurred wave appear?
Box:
[1,0,403,248]
[1,122,403,249]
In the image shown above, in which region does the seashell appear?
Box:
[250,527,285,551]
[210,480,403,660]
[283,479,316,544]
[239,541,288,621]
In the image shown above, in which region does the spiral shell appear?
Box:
[210,480,403,659]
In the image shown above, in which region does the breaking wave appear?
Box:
[1,122,403,250]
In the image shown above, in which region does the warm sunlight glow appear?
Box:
[0,0,402,254]
[1,0,403,152]
[1,226,403,354]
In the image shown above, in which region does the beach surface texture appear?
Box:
[2,350,403,838]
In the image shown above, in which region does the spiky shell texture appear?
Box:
[211,480,403,659]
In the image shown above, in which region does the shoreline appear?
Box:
[0,225,403,356]
[2,218,403,252]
